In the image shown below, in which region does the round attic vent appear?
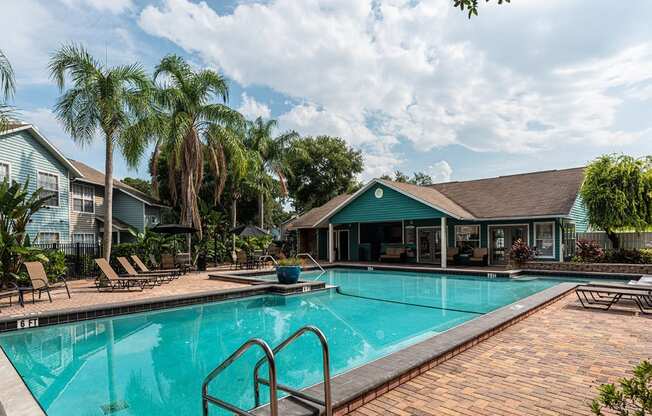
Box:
[374,187,384,199]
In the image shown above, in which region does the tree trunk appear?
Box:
[102,137,114,260]
[605,228,620,250]
[231,197,237,253]
[258,192,264,229]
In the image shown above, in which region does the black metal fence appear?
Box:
[33,243,102,280]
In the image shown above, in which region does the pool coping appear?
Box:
[0,280,326,332]
[251,282,578,416]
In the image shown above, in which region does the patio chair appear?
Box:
[23,262,71,304]
[575,284,652,314]
[94,259,153,291]
[446,247,459,265]
[0,282,23,309]
[116,257,172,284]
[131,255,180,278]
[469,248,488,266]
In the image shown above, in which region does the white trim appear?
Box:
[37,170,61,207]
[71,183,95,214]
[357,223,361,245]
[486,223,530,266]
[73,178,167,208]
[441,217,447,269]
[312,178,468,227]
[1,125,83,177]
[533,221,556,259]
[71,232,96,244]
[0,161,10,182]
[37,231,61,244]
[328,224,334,263]
[401,220,405,244]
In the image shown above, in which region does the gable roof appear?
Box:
[430,167,585,219]
[69,160,166,207]
[289,166,586,228]
[1,124,83,177]
[288,193,352,229]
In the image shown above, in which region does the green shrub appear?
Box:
[278,257,302,266]
[591,360,652,415]
[43,250,67,282]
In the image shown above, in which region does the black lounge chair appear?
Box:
[575,284,652,314]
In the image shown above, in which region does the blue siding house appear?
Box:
[0,124,167,244]
[0,124,83,243]
[290,167,589,266]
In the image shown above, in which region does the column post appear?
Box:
[440,217,447,269]
[328,223,334,263]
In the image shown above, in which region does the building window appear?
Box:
[534,222,555,258]
[37,232,60,244]
[38,172,59,207]
[0,162,9,182]
[72,233,95,244]
[72,183,94,213]
[562,222,576,260]
[455,225,480,249]
[147,215,159,227]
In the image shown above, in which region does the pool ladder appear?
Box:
[201,325,332,416]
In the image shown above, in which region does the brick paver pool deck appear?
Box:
[0,270,248,317]
[350,295,652,416]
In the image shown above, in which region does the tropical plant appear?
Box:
[150,55,244,238]
[0,179,49,286]
[285,135,364,212]
[573,239,604,263]
[509,238,536,265]
[49,43,153,259]
[244,117,298,228]
[42,249,68,282]
[0,49,16,133]
[580,155,652,249]
[591,360,652,416]
[278,257,302,266]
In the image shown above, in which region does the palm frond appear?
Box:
[0,49,16,101]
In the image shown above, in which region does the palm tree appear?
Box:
[244,117,298,228]
[49,44,152,259]
[151,55,244,238]
[0,49,16,132]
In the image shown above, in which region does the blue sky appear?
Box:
[3,0,652,183]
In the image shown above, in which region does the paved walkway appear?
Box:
[0,271,248,317]
[350,295,652,416]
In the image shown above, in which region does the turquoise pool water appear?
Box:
[0,269,580,415]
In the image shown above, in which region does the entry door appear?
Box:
[418,227,441,264]
[335,230,350,261]
[490,226,528,265]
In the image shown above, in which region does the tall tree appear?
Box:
[285,135,363,212]
[0,49,16,132]
[50,44,152,258]
[380,171,433,186]
[151,55,243,238]
[244,117,298,229]
[580,154,652,249]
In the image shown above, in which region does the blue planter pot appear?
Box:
[276,266,301,284]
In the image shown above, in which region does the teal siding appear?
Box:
[113,191,145,231]
[331,184,447,224]
[569,195,589,232]
[0,130,71,242]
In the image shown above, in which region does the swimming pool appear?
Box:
[0,269,585,415]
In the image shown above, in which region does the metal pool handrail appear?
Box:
[253,325,333,416]
[298,252,325,273]
[201,338,278,416]
[258,254,279,266]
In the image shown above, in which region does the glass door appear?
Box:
[490,225,528,265]
[418,227,441,264]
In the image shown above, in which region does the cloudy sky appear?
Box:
[2,0,652,183]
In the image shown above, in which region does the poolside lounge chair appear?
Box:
[23,262,71,304]
[116,257,172,284]
[446,247,459,265]
[131,255,180,278]
[575,284,652,314]
[0,283,23,309]
[94,259,153,291]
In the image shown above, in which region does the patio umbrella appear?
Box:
[229,224,270,237]
[151,224,198,264]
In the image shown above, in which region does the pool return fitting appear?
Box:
[202,325,333,416]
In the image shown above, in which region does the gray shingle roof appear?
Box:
[287,194,352,229]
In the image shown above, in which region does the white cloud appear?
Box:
[138,0,652,177]
[237,93,271,120]
[59,0,134,14]
[427,161,453,183]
